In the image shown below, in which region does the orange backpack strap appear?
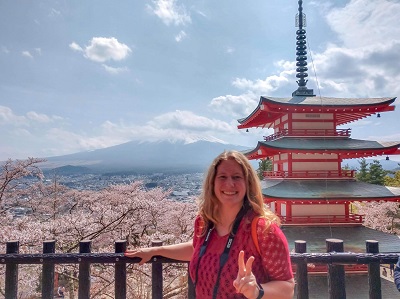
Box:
[251,216,261,255]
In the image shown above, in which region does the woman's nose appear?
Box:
[226,177,235,186]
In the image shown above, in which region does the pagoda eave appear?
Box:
[261,179,400,200]
[237,110,279,129]
[238,96,396,129]
[243,139,400,160]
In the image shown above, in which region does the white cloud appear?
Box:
[0,106,62,127]
[147,0,191,26]
[209,93,258,118]
[81,37,131,63]
[326,0,400,49]
[232,74,292,94]
[175,30,187,42]
[21,51,33,58]
[230,59,294,95]
[0,106,27,125]
[26,111,53,123]
[69,42,83,52]
[0,105,270,159]
[149,110,233,132]
[102,64,129,75]
[37,111,236,156]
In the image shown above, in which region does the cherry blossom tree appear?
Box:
[353,201,400,234]
[0,157,45,213]
[353,165,400,236]
[0,158,198,298]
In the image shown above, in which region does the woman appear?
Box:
[125,150,294,299]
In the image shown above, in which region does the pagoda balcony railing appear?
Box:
[264,128,351,141]
[281,214,364,225]
[1,239,399,299]
[263,170,356,179]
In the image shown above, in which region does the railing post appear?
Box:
[152,240,163,299]
[295,240,309,299]
[78,240,91,299]
[326,239,346,299]
[5,241,19,299]
[366,240,382,299]
[115,240,127,299]
[42,240,56,299]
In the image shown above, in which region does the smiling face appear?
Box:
[213,158,247,210]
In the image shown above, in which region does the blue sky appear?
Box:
[1,0,400,161]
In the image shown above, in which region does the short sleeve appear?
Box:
[257,218,293,281]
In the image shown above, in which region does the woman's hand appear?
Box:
[233,250,260,299]
[124,247,157,265]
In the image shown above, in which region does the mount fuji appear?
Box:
[40,140,251,174]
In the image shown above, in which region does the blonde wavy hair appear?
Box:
[198,150,280,234]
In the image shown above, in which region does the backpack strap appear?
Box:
[251,216,261,255]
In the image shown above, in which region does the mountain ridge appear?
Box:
[40,140,251,174]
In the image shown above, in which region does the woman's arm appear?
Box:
[124,241,193,265]
[259,279,295,299]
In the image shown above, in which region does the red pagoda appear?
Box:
[237,1,400,297]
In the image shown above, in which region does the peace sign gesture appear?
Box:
[233,250,261,298]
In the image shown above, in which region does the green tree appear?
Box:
[356,158,369,182]
[368,160,386,185]
[257,158,272,180]
[384,170,400,187]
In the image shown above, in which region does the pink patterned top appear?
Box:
[189,212,293,298]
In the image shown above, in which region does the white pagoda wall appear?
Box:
[281,203,286,216]
[273,153,340,172]
[291,113,334,130]
[292,153,338,171]
[269,202,276,213]
[292,204,344,216]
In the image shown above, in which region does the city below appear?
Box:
[44,171,204,202]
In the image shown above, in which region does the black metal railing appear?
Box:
[0,239,398,299]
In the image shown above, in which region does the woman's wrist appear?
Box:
[255,283,264,299]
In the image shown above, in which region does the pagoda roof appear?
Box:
[261,95,395,106]
[238,96,396,128]
[262,179,400,202]
[281,225,400,253]
[244,137,400,159]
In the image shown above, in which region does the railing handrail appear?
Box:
[263,128,352,141]
[1,239,399,299]
[263,170,356,179]
[0,251,398,265]
[281,214,364,224]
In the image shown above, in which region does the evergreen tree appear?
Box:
[257,158,272,180]
[368,160,386,185]
[356,158,369,182]
[384,170,400,187]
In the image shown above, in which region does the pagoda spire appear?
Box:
[292,0,315,97]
